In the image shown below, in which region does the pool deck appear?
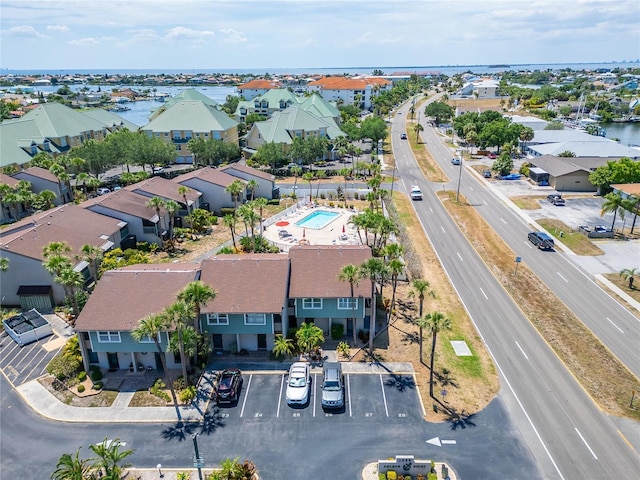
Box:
[264,204,361,251]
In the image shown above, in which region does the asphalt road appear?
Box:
[392,99,640,479]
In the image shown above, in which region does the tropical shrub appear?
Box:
[77,384,85,393]
[90,369,103,381]
[179,386,197,404]
[151,378,171,402]
[77,371,87,381]
[337,341,351,358]
[92,382,103,390]
[386,472,397,480]
[47,353,81,380]
[331,323,344,340]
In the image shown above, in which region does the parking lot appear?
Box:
[0,329,64,387]
[211,370,425,424]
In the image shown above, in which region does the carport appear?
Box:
[528,167,549,186]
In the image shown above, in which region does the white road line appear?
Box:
[239,374,252,418]
[312,373,317,417]
[379,374,389,417]
[468,186,474,191]
[557,272,568,283]
[500,218,507,224]
[440,226,446,234]
[429,207,433,213]
[483,200,488,205]
[441,440,457,445]
[347,375,352,417]
[575,428,598,460]
[479,288,488,300]
[515,341,529,360]
[277,374,285,417]
[525,241,533,248]
[606,317,624,333]
[457,252,463,261]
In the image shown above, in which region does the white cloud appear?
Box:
[46,24,70,33]
[68,37,99,46]
[165,26,215,42]
[219,28,247,43]
[2,25,45,38]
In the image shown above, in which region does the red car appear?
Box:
[487,153,497,159]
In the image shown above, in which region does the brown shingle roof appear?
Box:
[199,254,289,313]
[220,163,275,182]
[174,166,242,188]
[0,173,19,188]
[75,263,200,331]
[17,166,60,183]
[124,176,202,204]
[288,245,372,298]
[0,204,124,260]
[80,189,163,220]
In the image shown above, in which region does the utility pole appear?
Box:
[192,433,204,480]
[455,156,463,203]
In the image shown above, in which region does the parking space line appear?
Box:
[413,373,426,417]
[347,375,352,417]
[312,373,318,417]
[14,342,40,370]
[239,374,252,418]
[379,375,389,417]
[277,374,285,418]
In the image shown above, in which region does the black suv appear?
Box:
[528,231,555,250]
[215,368,243,404]
[547,194,565,206]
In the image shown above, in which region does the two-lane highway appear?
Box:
[391,101,640,478]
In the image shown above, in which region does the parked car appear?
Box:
[482,169,492,178]
[498,173,521,180]
[215,368,243,404]
[321,362,344,410]
[451,158,461,165]
[286,362,311,406]
[400,133,407,140]
[547,194,565,206]
[528,231,555,250]
[96,187,110,196]
[487,153,497,159]
[410,185,423,200]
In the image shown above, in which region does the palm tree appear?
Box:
[56,267,84,319]
[164,199,180,238]
[164,301,193,384]
[338,167,352,207]
[620,267,638,289]
[302,172,314,202]
[338,264,360,345]
[290,165,303,192]
[408,279,436,363]
[43,241,72,259]
[51,448,93,480]
[314,170,326,200]
[0,256,8,272]
[422,311,453,397]
[145,196,166,248]
[78,244,102,284]
[601,192,625,232]
[519,126,535,155]
[246,179,259,201]
[178,280,216,365]
[219,457,243,480]
[359,257,387,355]
[177,185,192,228]
[272,334,295,359]
[387,258,405,319]
[225,180,245,210]
[89,438,134,480]
[413,122,424,143]
[223,214,238,251]
[251,197,268,234]
[132,314,180,413]
[295,322,325,356]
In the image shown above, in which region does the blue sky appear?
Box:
[1,0,638,71]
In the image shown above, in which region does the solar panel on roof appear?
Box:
[4,315,24,329]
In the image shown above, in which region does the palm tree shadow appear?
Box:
[384,374,416,392]
[161,408,225,441]
[447,410,476,430]
[434,368,459,388]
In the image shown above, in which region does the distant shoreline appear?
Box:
[2,61,638,77]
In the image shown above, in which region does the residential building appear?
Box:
[199,254,290,352]
[74,264,200,372]
[0,173,25,224]
[305,76,392,110]
[141,100,239,164]
[288,245,372,338]
[13,166,72,205]
[234,88,298,123]
[220,163,278,200]
[174,167,247,214]
[0,204,126,309]
[237,79,282,100]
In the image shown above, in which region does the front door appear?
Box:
[107,352,119,370]
[257,334,267,350]
[212,334,223,352]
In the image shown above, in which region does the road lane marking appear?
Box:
[479,288,488,300]
[312,373,317,417]
[239,374,252,418]
[575,428,598,459]
[277,374,285,417]
[441,440,457,445]
[347,375,352,417]
[379,374,389,417]
[500,218,507,224]
[606,318,624,333]
[525,241,533,248]
[440,226,446,233]
[429,207,433,213]
[515,341,529,360]
[457,252,463,261]
[483,200,488,205]
[557,272,568,282]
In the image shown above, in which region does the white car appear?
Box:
[410,185,422,201]
[286,362,311,406]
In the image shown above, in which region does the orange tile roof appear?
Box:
[238,79,282,90]
[307,76,391,90]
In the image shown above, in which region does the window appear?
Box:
[207,313,229,325]
[97,331,121,343]
[245,313,266,325]
[138,334,158,343]
[338,298,358,310]
[302,298,322,309]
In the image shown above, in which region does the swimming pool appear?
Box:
[295,210,340,229]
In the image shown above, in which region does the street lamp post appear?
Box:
[455,156,463,203]
[192,433,204,480]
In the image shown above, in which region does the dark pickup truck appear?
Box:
[528,231,555,250]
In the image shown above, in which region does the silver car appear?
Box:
[321,362,344,410]
[286,362,311,406]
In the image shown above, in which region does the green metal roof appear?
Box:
[141,100,238,133]
[253,106,345,144]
